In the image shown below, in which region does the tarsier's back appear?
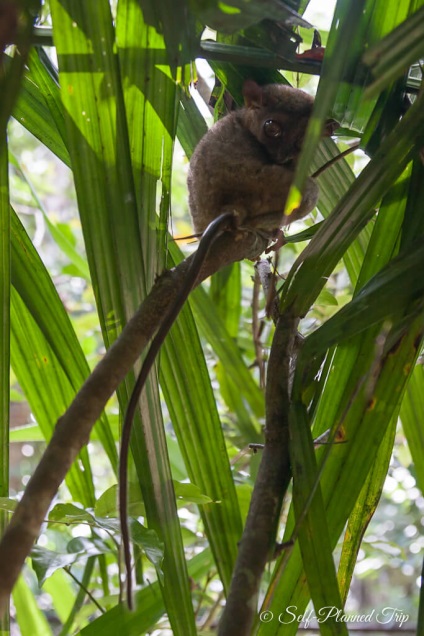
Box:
[188,80,319,236]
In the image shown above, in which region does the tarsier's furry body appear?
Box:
[188,80,320,235]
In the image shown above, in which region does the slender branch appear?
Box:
[311,142,361,178]
[218,309,299,636]
[58,557,96,636]
[63,565,105,614]
[0,230,267,618]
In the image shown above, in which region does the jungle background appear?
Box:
[1,0,424,634]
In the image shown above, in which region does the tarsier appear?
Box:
[121,79,337,607]
[188,79,322,237]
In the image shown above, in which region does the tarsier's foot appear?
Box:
[233,224,275,256]
[220,205,245,225]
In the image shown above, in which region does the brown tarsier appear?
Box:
[188,79,323,237]
[121,80,337,609]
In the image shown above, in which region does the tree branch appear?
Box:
[218,308,299,636]
[0,230,266,618]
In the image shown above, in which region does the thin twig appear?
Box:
[63,566,105,614]
[312,142,361,178]
[200,591,225,630]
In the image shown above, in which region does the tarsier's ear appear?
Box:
[242,79,264,108]
[324,118,339,136]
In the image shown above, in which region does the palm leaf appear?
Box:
[0,130,11,571]
[10,208,117,472]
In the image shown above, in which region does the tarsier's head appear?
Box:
[242,80,336,166]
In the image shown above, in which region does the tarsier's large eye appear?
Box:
[263,119,283,138]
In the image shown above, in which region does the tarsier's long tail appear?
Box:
[119,212,237,609]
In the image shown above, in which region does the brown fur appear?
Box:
[188,80,319,236]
